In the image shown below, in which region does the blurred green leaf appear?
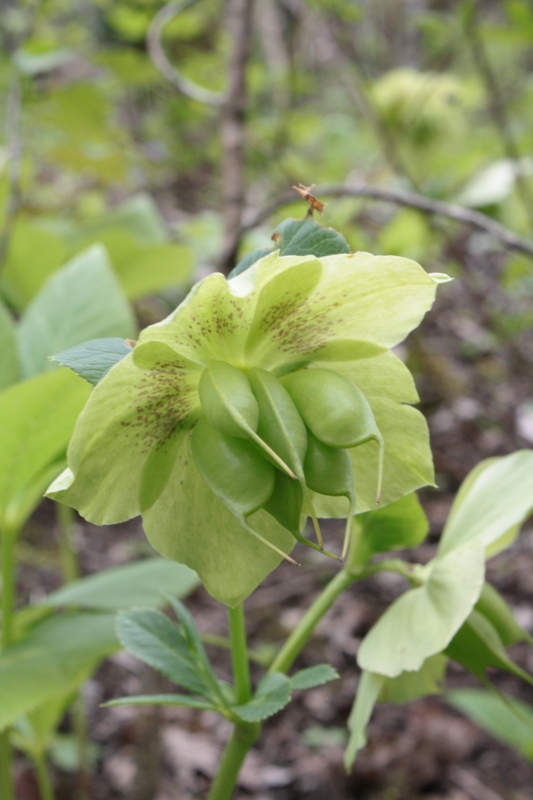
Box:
[475,582,532,647]
[0,612,118,732]
[438,451,533,557]
[17,245,136,378]
[447,688,533,760]
[0,300,19,389]
[44,557,200,610]
[0,370,90,532]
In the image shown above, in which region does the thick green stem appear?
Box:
[34,751,55,800]
[1,527,17,800]
[208,722,259,800]
[269,569,355,674]
[227,604,252,705]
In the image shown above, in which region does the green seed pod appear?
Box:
[247,367,324,549]
[199,360,296,478]
[263,471,304,537]
[283,368,385,503]
[191,416,297,564]
[303,432,356,559]
[199,360,258,439]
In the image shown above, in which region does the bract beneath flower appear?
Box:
[48,251,447,606]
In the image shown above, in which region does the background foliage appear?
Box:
[1,0,533,798]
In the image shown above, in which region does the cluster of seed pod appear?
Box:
[191,360,384,564]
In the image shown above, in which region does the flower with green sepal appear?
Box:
[47,250,448,605]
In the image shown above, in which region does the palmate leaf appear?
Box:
[228,216,350,278]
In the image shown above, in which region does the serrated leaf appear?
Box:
[357,541,485,678]
[273,217,351,258]
[233,673,291,722]
[165,596,225,704]
[344,671,384,771]
[291,664,339,691]
[17,245,136,378]
[51,338,134,386]
[447,688,533,761]
[228,247,274,279]
[117,608,215,699]
[0,612,118,732]
[44,558,199,610]
[104,694,216,711]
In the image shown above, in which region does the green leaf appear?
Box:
[116,608,216,699]
[0,612,118,732]
[0,299,19,389]
[0,370,91,532]
[344,671,384,771]
[0,218,69,309]
[447,688,533,761]
[80,194,168,244]
[475,582,532,648]
[51,338,134,386]
[438,451,533,557]
[104,694,216,711]
[273,217,351,258]
[291,664,339,691]
[379,654,447,704]
[228,217,350,278]
[358,493,429,557]
[44,557,199,610]
[228,247,274,279]
[233,673,292,722]
[165,596,224,704]
[17,245,137,378]
[14,47,75,76]
[357,541,485,678]
[11,693,77,759]
[445,610,533,686]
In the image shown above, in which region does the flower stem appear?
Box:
[34,751,56,800]
[1,526,18,800]
[209,605,257,800]
[227,604,252,705]
[208,722,259,800]
[269,569,355,674]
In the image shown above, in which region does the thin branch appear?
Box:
[463,2,533,224]
[241,182,533,259]
[218,0,254,273]
[0,68,23,273]
[146,0,224,107]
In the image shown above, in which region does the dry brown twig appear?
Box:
[242,182,533,259]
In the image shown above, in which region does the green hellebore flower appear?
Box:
[48,251,447,606]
